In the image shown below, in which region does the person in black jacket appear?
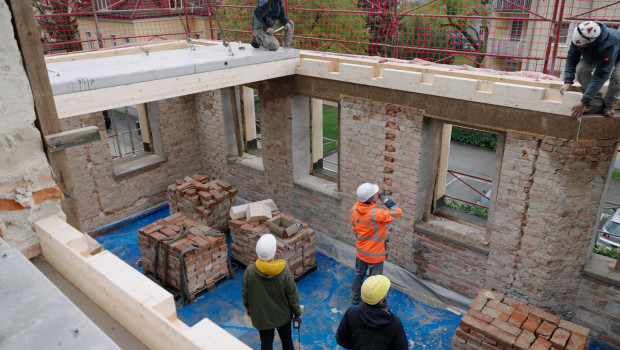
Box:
[250,0,294,51]
[336,275,408,350]
[560,22,620,119]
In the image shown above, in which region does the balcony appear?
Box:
[486,37,524,57]
[492,0,532,13]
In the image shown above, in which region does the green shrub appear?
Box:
[444,198,488,219]
[451,128,497,150]
[612,170,620,180]
[593,244,619,259]
[323,105,339,154]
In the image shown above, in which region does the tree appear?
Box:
[389,0,489,66]
[34,0,82,53]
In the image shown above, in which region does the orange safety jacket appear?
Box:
[350,199,403,264]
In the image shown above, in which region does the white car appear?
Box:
[598,209,620,249]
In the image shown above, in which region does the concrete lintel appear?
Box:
[294,75,620,141]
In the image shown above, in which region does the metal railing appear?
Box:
[445,169,492,209]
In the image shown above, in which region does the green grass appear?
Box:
[322,105,339,154]
[444,198,488,219]
[593,244,619,259]
[612,170,620,180]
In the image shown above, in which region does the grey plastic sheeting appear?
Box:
[316,231,472,314]
[47,43,299,95]
[0,238,120,350]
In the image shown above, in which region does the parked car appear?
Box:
[597,209,620,249]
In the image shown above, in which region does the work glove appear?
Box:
[378,191,387,202]
[384,199,396,208]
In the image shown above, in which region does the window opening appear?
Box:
[311,99,339,181]
[434,125,498,227]
[105,104,152,161]
[85,31,94,50]
[509,19,524,41]
[242,87,262,155]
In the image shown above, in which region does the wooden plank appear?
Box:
[230,87,243,157]
[311,98,323,163]
[34,215,251,350]
[8,0,82,231]
[241,87,256,141]
[54,58,299,119]
[45,126,101,151]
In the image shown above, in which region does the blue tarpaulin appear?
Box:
[94,206,462,349]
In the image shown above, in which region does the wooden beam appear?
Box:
[8,0,83,231]
[45,126,101,152]
[229,87,244,157]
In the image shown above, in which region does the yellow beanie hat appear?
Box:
[361,275,391,305]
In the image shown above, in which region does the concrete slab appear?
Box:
[0,238,120,350]
[47,42,299,96]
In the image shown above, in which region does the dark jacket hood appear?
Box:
[358,302,394,329]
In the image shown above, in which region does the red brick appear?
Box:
[32,186,64,204]
[471,292,489,311]
[0,198,30,210]
[565,333,586,350]
[508,310,528,328]
[491,319,521,336]
[485,324,516,347]
[558,320,589,337]
[529,337,552,350]
[514,330,536,350]
[456,329,481,345]
[467,309,495,324]
[535,321,557,340]
[523,315,542,333]
[470,330,496,345]
[531,308,560,325]
[482,306,510,322]
[503,297,522,308]
[549,328,570,349]
[487,300,515,315]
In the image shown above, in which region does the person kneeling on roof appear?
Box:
[560,21,620,119]
[250,0,294,51]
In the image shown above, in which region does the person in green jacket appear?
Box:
[242,233,302,350]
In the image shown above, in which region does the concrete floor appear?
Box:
[33,259,148,350]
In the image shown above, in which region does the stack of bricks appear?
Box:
[167,174,238,231]
[137,212,229,302]
[229,211,317,279]
[453,289,589,350]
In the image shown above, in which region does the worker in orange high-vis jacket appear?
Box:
[350,183,402,305]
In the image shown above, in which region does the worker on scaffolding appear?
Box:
[250,0,294,51]
[560,21,620,119]
[242,234,302,350]
[336,275,408,349]
[350,183,402,305]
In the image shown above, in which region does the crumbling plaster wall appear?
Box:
[0,0,63,258]
[62,95,202,231]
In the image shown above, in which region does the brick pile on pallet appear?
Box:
[137,212,229,302]
[167,174,238,231]
[229,211,317,279]
[453,288,589,350]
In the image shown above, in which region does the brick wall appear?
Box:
[339,97,423,272]
[414,231,488,298]
[62,96,202,231]
[485,133,612,316]
[573,276,620,348]
[195,90,266,203]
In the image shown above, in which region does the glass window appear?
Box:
[105,104,153,161]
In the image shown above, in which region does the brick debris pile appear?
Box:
[167,174,238,231]
[229,210,317,279]
[137,212,229,302]
[453,288,589,350]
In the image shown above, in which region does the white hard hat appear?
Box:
[357,183,379,202]
[572,22,601,46]
[256,234,277,260]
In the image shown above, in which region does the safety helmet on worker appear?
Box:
[361,275,391,305]
[572,22,601,46]
[357,183,379,202]
[256,234,277,261]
